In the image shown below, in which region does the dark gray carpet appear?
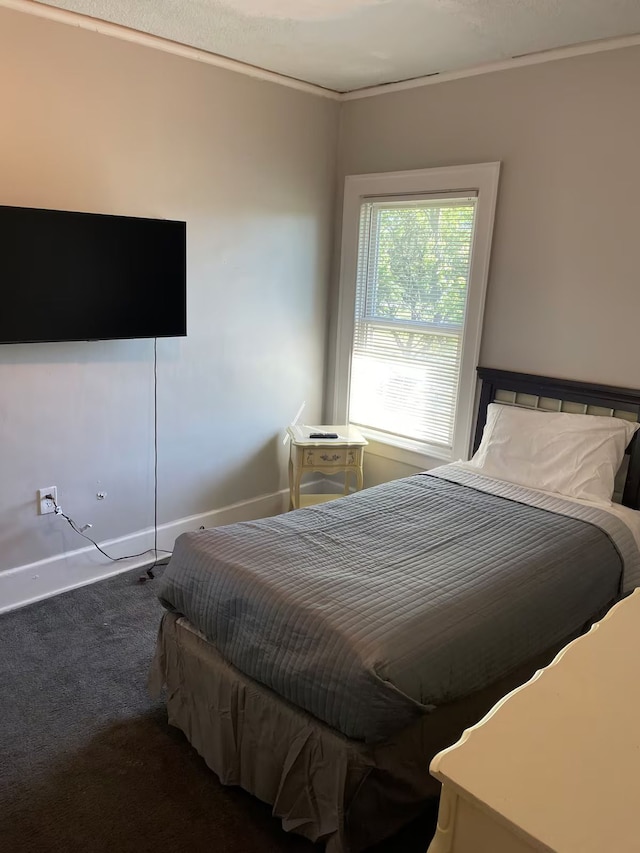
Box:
[0,567,437,852]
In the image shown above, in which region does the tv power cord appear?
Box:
[45,493,171,581]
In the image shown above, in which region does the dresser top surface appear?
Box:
[430,589,640,852]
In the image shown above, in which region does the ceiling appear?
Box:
[34,0,640,93]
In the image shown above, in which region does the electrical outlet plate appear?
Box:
[38,486,57,515]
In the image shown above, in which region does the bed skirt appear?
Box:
[149,611,590,852]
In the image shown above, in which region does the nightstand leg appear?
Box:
[356,467,364,491]
[293,466,303,510]
[343,470,351,496]
[288,458,294,510]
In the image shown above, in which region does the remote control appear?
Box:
[309,432,339,439]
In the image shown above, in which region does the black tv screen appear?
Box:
[0,205,187,344]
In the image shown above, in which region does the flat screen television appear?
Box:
[0,205,187,344]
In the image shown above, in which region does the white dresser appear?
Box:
[427,589,640,853]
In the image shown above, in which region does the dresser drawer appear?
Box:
[303,447,361,468]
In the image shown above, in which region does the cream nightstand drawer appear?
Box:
[303,447,361,468]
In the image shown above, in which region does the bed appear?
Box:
[149,368,640,852]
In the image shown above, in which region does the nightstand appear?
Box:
[287,425,367,510]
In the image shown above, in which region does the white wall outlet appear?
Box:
[38,486,57,515]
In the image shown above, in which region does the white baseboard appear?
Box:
[0,486,295,615]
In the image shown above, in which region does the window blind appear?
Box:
[349,196,478,450]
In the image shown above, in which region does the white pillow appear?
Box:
[466,403,640,505]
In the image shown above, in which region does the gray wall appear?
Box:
[3,9,640,570]
[337,46,640,484]
[0,8,339,573]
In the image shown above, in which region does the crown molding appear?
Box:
[2,0,639,103]
[0,0,340,100]
[341,32,640,100]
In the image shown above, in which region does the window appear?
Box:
[333,164,500,464]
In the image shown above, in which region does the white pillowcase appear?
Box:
[466,403,640,505]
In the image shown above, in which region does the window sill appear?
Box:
[359,430,454,471]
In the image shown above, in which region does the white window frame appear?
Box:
[331,162,500,466]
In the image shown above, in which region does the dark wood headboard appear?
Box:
[475,367,640,510]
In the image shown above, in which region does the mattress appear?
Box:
[157,466,639,742]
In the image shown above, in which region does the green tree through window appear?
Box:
[350,199,477,448]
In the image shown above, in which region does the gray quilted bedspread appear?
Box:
[157,470,630,742]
